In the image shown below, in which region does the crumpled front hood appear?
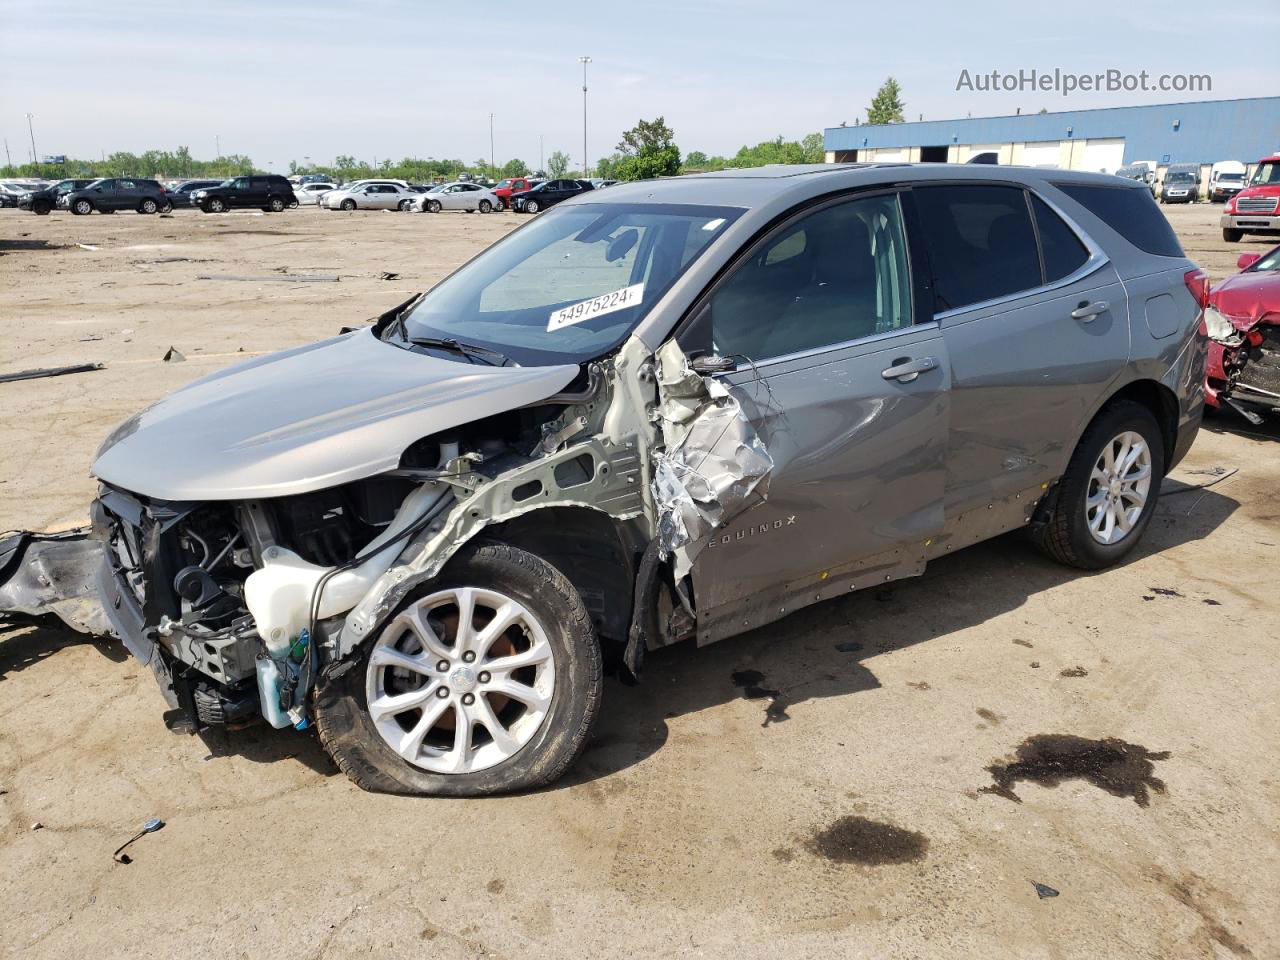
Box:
[92,329,578,501]
[1210,271,1280,331]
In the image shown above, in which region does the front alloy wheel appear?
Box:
[314,542,602,795]
[525,199,540,214]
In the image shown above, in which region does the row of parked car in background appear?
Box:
[0,172,619,216]
[1115,159,1252,205]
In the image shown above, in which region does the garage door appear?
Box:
[1021,141,1060,167]
[1081,138,1125,175]
[871,148,908,162]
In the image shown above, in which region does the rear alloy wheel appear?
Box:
[341,198,357,211]
[525,199,540,214]
[269,197,285,212]
[1222,228,1243,243]
[426,199,442,213]
[479,199,492,214]
[314,542,602,796]
[72,199,93,215]
[1032,400,1164,569]
[140,198,158,214]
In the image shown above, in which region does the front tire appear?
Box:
[525,199,540,214]
[33,201,52,215]
[341,199,356,211]
[72,199,93,215]
[206,198,226,213]
[426,199,442,213]
[314,542,602,796]
[1222,228,1243,243]
[398,199,413,211]
[1032,400,1165,570]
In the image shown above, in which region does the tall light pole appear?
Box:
[215,134,220,158]
[539,134,544,174]
[489,113,495,176]
[578,57,591,177]
[26,113,37,165]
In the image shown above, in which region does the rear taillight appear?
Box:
[1184,268,1210,309]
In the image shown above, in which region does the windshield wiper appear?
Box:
[408,336,510,366]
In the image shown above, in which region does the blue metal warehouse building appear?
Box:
[824,96,1280,174]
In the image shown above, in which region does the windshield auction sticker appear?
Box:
[548,283,645,331]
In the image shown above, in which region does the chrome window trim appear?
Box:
[933,186,1111,322]
[727,320,942,376]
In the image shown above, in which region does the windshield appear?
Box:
[1166,171,1195,183]
[1250,162,1280,186]
[398,202,742,365]
[1218,173,1244,183]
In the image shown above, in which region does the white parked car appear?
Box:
[324,182,419,211]
[295,182,337,205]
[411,181,500,214]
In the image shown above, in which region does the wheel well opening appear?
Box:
[1103,380,1178,472]
[485,507,639,649]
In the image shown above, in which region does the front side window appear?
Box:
[708,192,913,361]
[914,184,1041,312]
[399,202,740,365]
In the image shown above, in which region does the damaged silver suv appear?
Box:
[6,164,1207,795]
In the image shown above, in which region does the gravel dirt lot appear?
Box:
[1,201,1277,960]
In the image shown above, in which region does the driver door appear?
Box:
[684,189,950,641]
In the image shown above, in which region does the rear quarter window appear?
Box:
[1055,183,1184,258]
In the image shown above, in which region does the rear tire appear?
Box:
[1032,400,1165,570]
[479,199,492,213]
[269,197,285,212]
[139,198,158,214]
[1222,228,1243,243]
[314,542,602,796]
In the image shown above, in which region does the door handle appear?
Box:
[881,356,938,383]
[1071,300,1109,322]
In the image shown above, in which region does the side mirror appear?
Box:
[690,354,736,375]
[1237,253,1261,271]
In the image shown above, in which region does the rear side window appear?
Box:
[913,184,1041,312]
[1055,183,1183,258]
[1030,195,1090,282]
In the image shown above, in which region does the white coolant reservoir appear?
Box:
[244,483,448,656]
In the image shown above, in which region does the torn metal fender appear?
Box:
[0,529,114,636]
[651,339,774,582]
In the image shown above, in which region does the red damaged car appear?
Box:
[1204,243,1280,422]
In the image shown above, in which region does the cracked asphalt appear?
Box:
[1,202,1277,959]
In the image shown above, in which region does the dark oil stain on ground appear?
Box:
[981,735,1171,807]
[1203,598,1222,606]
[771,847,795,863]
[807,815,928,866]
[1029,661,1041,669]
[834,640,864,653]
[1149,587,1184,597]
[1059,666,1089,678]
[976,708,1004,725]
[485,879,505,894]
[907,681,931,691]
[730,670,790,726]
[1012,638,1034,648]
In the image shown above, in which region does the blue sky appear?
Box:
[0,0,1271,172]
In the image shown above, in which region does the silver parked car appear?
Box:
[324,182,419,211]
[7,164,1206,797]
[295,182,337,205]
[412,181,500,214]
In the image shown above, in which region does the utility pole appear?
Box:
[578,56,591,177]
[26,112,37,165]
[539,134,544,174]
[4,138,11,172]
[489,113,495,176]
[215,134,220,158]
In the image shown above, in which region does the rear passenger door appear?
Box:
[111,179,138,211]
[908,182,1129,534]
[686,190,951,638]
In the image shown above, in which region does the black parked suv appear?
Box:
[511,178,594,213]
[19,178,96,215]
[192,175,297,213]
[63,178,172,215]
[166,179,224,207]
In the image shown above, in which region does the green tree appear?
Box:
[800,132,825,163]
[614,117,681,181]
[502,158,530,178]
[547,150,572,178]
[866,77,905,125]
[595,153,623,178]
[684,150,709,168]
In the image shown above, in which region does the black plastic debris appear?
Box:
[1033,881,1060,899]
[0,363,104,384]
[379,271,400,281]
[162,346,186,363]
[113,817,165,864]
[196,273,339,283]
